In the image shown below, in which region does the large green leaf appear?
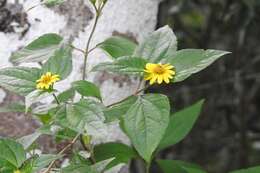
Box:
[168,49,230,82]
[42,44,72,79]
[134,25,177,63]
[159,100,204,150]
[92,56,147,75]
[67,99,106,134]
[0,139,26,168]
[72,80,102,101]
[94,142,137,170]
[25,90,53,112]
[123,94,170,162]
[0,67,41,96]
[98,36,137,59]
[104,96,137,122]
[17,132,41,150]
[229,166,260,173]
[158,160,207,173]
[10,33,63,63]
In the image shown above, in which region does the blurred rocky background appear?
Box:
[147,0,260,173]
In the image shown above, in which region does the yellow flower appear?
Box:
[36,72,60,90]
[14,170,21,173]
[144,63,175,85]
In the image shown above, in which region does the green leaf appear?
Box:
[123,94,170,162]
[168,49,230,82]
[92,56,147,75]
[98,36,137,59]
[56,88,75,103]
[158,160,207,173]
[0,139,26,168]
[0,103,25,113]
[159,100,204,150]
[104,96,137,122]
[10,33,63,63]
[134,25,177,63]
[66,99,106,134]
[72,80,102,101]
[0,67,41,96]
[42,43,72,79]
[44,0,65,6]
[229,166,260,173]
[62,164,97,173]
[17,132,41,150]
[33,154,62,172]
[25,90,53,112]
[94,142,137,170]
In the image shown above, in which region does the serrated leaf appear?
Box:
[168,49,230,82]
[104,96,137,122]
[72,80,102,101]
[67,99,106,135]
[42,43,72,79]
[123,94,170,162]
[134,25,177,63]
[94,142,137,170]
[0,139,26,168]
[92,56,147,75]
[10,33,63,63]
[159,100,204,150]
[158,160,207,173]
[99,36,137,59]
[17,132,41,150]
[0,67,41,96]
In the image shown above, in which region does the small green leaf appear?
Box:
[42,43,72,79]
[10,33,63,63]
[159,100,204,150]
[62,164,97,173]
[92,56,147,75]
[72,80,102,101]
[158,160,207,173]
[168,49,230,82]
[0,139,26,168]
[57,88,75,103]
[33,154,62,172]
[17,132,41,150]
[44,0,65,6]
[134,25,177,63]
[123,94,170,162]
[94,142,137,170]
[229,166,260,173]
[98,36,137,59]
[0,102,25,113]
[66,99,106,134]
[0,67,41,96]
[104,96,137,122]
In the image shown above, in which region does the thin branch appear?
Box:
[43,134,80,173]
[52,93,60,105]
[70,45,86,54]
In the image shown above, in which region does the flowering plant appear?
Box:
[0,1,258,173]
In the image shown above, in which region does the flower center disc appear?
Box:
[42,76,52,84]
[153,65,165,74]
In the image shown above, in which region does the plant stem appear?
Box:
[43,134,80,173]
[82,9,101,80]
[146,162,151,173]
[52,93,60,105]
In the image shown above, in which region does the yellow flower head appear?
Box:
[144,63,175,85]
[36,72,60,90]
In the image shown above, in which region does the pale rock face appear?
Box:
[0,0,161,172]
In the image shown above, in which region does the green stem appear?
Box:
[146,162,151,173]
[52,93,60,105]
[82,9,101,80]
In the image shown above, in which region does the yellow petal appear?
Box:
[157,75,163,84]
